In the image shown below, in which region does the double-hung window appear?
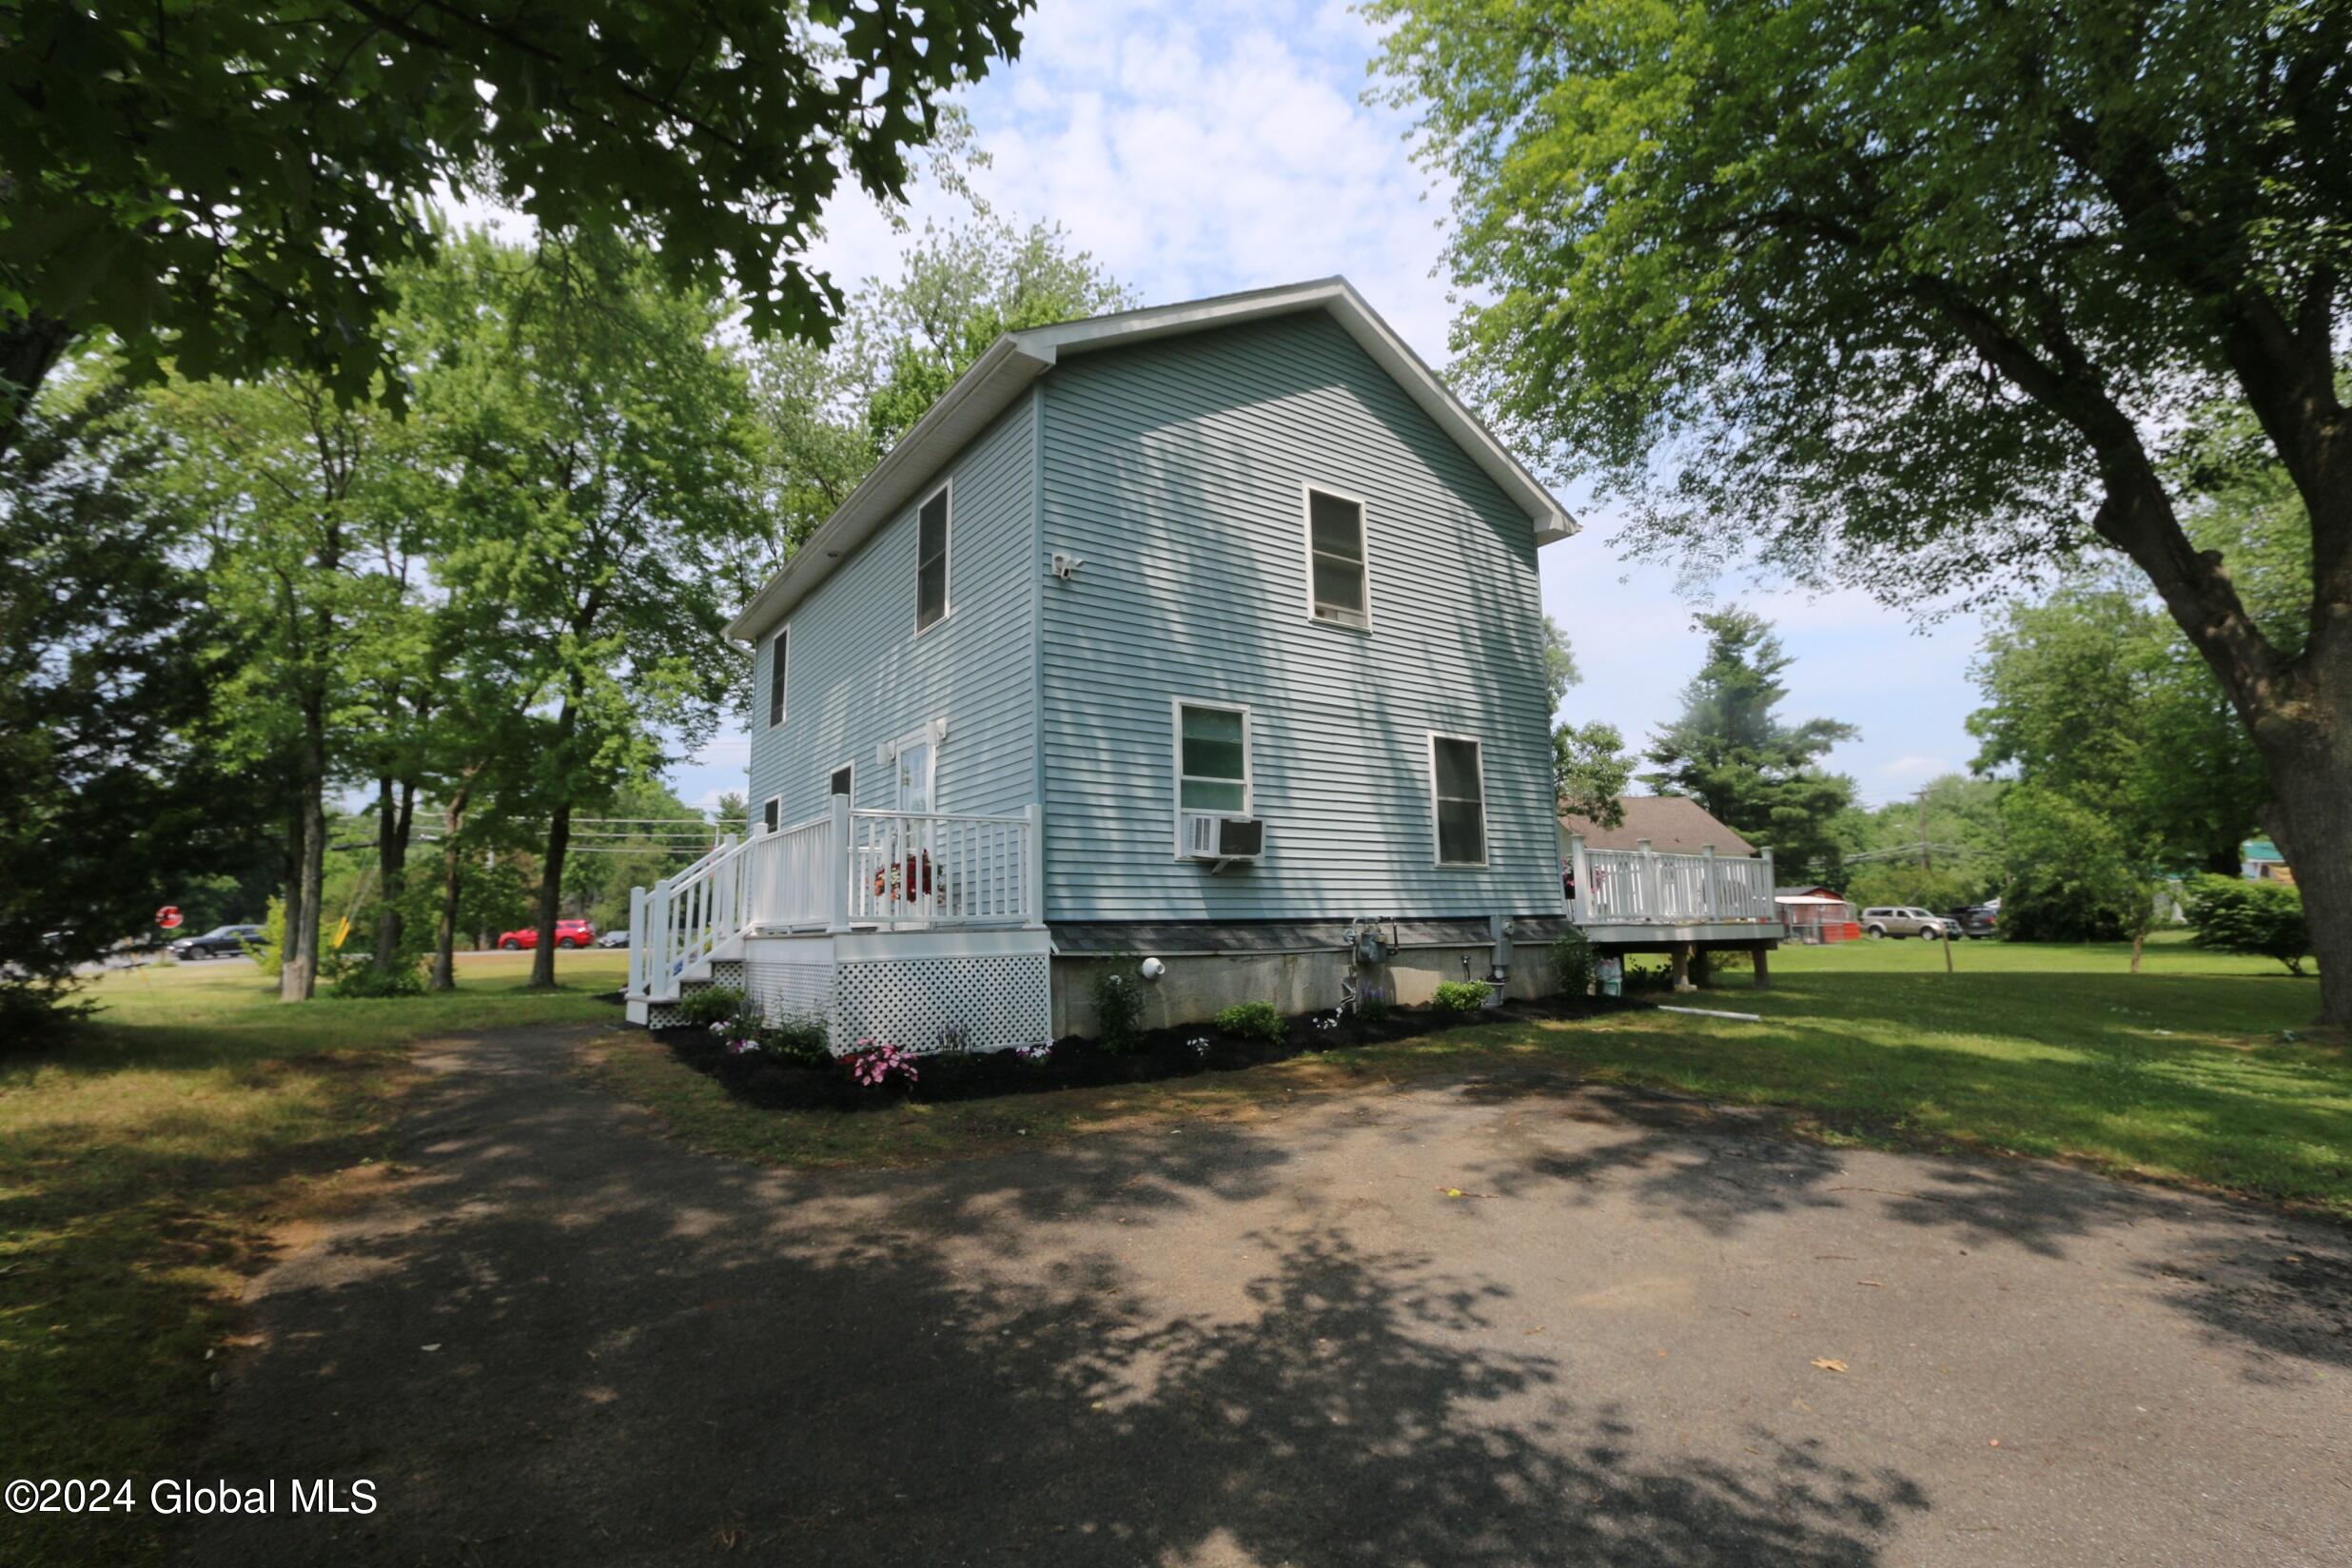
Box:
[1304,487,1369,629]
[1430,734,1487,866]
[766,629,787,728]
[915,484,951,633]
[1174,702,1250,845]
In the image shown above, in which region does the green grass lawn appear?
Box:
[594,933,2350,1219]
[0,951,624,1568]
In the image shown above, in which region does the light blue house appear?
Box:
[625,280,1780,1045]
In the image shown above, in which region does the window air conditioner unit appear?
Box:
[1184,812,1264,864]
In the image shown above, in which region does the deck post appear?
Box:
[628,886,646,994]
[1753,943,1772,990]
[825,796,852,933]
[1637,838,1660,920]
[649,877,673,995]
[1761,847,1776,922]
[1569,833,1592,923]
[1021,802,1046,929]
[1699,844,1716,920]
[1670,943,1695,992]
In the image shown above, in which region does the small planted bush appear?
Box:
[760,1012,831,1068]
[1431,979,1493,1012]
[328,960,424,999]
[675,985,744,1028]
[1092,959,1147,1053]
[842,1039,919,1089]
[1547,930,1597,998]
[1213,1001,1284,1046]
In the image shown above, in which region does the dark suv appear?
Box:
[1944,905,1999,939]
[168,924,265,960]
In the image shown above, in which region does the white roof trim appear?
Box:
[726,276,1576,643]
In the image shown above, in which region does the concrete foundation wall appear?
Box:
[1050,942,1569,1037]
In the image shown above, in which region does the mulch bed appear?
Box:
[650,992,1650,1113]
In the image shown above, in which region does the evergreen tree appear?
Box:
[1643,610,1858,875]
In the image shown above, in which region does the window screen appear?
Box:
[1307,490,1367,628]
[1432,736,1485,864]
[916,488,950,631]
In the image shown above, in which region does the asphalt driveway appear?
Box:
[177,1025,2350,1567]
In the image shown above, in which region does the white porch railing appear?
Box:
[1567,834,1778,926]
[628,800,1042,999]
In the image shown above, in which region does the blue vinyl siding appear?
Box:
[745,400,1036,827]
[1035,313,1557,921]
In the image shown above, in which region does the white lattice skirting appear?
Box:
[834,952,1051,1054]
[746,958,833,1024]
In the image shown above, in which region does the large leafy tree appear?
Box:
[0,0,1030,457]
[0,380,260,1028]
[423,234,766,988]
[1375,0,2352,1018]
[1643,609,1859,876]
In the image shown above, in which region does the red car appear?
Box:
[496,919,597,951]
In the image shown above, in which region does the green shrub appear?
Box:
[1356,997,1392,1024]
[1621,959,1676,992]
[2185,875,2311,974]
[676,984,744,1028]
[1213,1000,1285,1045]
[759,1011,832,1067]
[329,959,424,998]
[1092,960,1146,1052]
[1432,979,1493,1012]
[1547,930,1596,997]
[244,895,284,978]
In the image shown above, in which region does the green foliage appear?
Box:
[0,0,1028,449]
[329,958,425,999]
[1547,931,1597,999]
[1431,980,1493,1012]
[1553,720,1635,830]
[756,1012,833,1068]
[1540,615,1580,715]
[675,985,745,1029]
[2185,876,2312,976]
[0,380,264,1022]
[1356,998,1393,1025]
[1212,1001,1286,1045]
[1641,610,1857,877]
[1092,962,1147,1053]
[1998,788,2159,944]
[1842,863,1982,916]
[245,896,285,979]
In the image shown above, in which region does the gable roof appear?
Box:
[1558,795,1756,857]
[726,277,1578,642]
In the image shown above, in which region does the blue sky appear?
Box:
[670,0,1989,813]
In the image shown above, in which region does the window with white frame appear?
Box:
[1174,702,1250,838]
[766,629,787,728]
[828,764,854,799]
[1430,735,1486,866]
[1305,487,1368,629]
[915,484,951,633]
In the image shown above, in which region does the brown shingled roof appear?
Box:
[1558,795,1756,856]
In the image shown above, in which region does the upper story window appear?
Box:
[1305,486,1369,630]
[766,629,788,728]
[1430,734,1487,866]
[916,483,951,633]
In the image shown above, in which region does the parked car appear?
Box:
[496,920,596,951]
[594,928,630,950]
[168,924,265,960]
[1859,907,1960,940]
[1944,905,1999,938]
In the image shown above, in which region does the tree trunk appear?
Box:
[278,810,305,984]
[0,314,76,462]
[2130,931,2145,975]
[371,775,416,974]
[2255,721,2352,1025]
[280,727,327,1001]
[429,782,473,992]
[530,800,573,989]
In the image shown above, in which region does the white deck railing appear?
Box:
[628,800,1042,998]
[1567,835,1778,926]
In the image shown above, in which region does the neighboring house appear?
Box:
[1773,885,1860,945]
[1559,796,1756,857]
[2242,838,2296,884]
[625,280,1783,1045]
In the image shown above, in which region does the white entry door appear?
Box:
[894,735,934,814]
